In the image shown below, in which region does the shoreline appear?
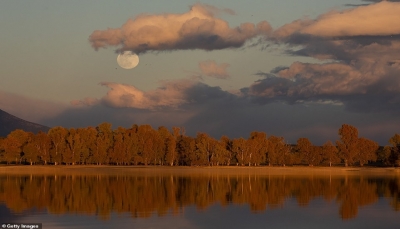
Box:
[0,165,399,176]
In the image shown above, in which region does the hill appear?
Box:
[0,109,50,137]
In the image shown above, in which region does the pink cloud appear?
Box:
[99,80,195,110]
[89,4,271,53]
[274,1,400,38]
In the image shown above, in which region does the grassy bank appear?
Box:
[0,165,399,177]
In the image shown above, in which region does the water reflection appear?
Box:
[0,174,399,220]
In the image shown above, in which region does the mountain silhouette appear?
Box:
[0,109,50,137]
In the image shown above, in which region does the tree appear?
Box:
[3,130,29,164]
[177,136,196,166]
[311,146,322,166]
[23,132,40,165]
[137,125,158,166]
[356,138,378,166]
[34,131,51,165]
[322,141,339,167]
[0,138,4,163]
[48,126,68,165]
[267,136,291,166]
[195,133,214,166]
[94,123,113,165]
[151,130,164,166]
[248,132,268,166]
[165,135,177,166]
[336,124,359,167]
[124,125,140,165]
[65,128,84,165]
[2,134,21,164]
[158,126,171,165]
[80,127,97,165]
[220,136,233,166]
[296,138,314,166]
[232,138,248,166]
[208,136,232,166]
[110,127,127,165]
[386,134,400,166]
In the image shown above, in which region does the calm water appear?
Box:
[0,172,399,229]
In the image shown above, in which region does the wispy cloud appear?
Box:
[89,3,271,53]
[199,60,230,79]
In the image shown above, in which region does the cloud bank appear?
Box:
[89,4,271,53]
[246,1,400,113]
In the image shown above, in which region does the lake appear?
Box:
[0,166,399,229]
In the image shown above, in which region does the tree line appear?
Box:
[0,174,399,220]
[0,123,399,166]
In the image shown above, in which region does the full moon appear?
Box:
[117,51,139,69]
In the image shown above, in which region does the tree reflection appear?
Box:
[0,174,399,220]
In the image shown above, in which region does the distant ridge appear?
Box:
[0,109,50,137]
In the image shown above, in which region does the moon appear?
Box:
[117,51,139,69]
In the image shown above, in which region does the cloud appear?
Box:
[198,60,230,79]
[28,0,396,146]
[246,59,400,112]
[99,81,192,110]
[245,1,400,113]
[89,3,271,53]
[2,88,399,145]
[0,90,393,145]
[72,79,235,110]
[274,1,400,38]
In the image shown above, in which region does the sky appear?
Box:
[1,0,400,145]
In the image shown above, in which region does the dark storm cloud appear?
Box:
[89,4,271,54]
